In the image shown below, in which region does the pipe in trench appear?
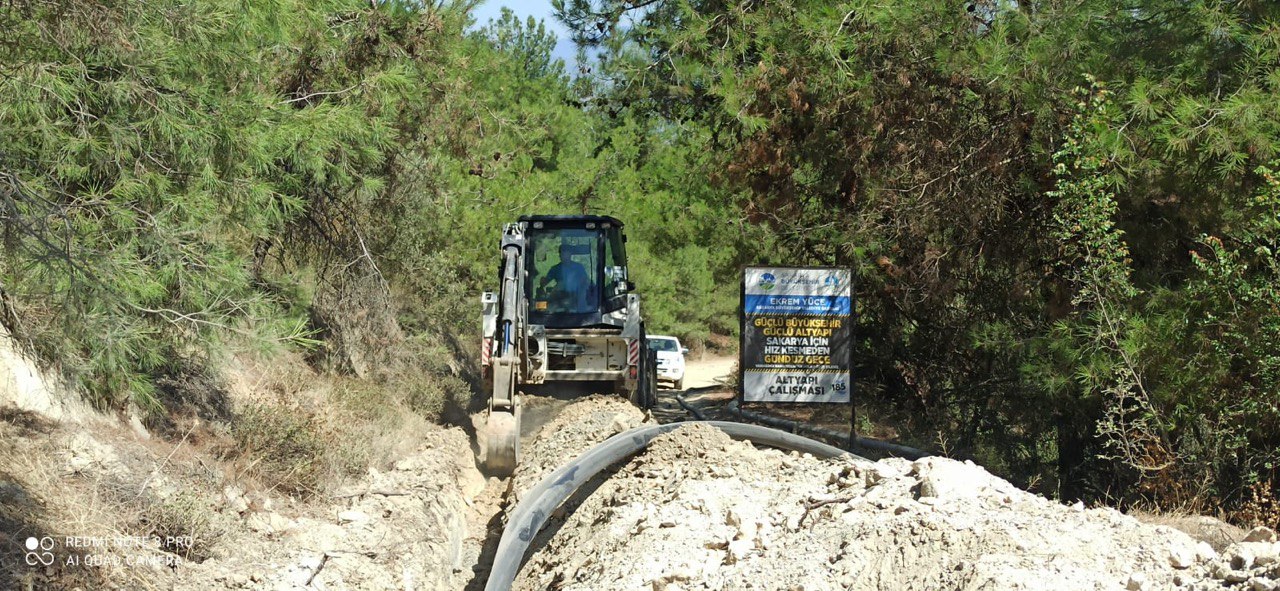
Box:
[485,421,863,591]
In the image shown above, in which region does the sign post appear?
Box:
[740,267,852,404]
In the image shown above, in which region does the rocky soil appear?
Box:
[512,422,1280,591]
[6,338,1277,591]
[509,395,650,501]
[1,416,486,591]
[167,426,485,591]
[3,328,503,591]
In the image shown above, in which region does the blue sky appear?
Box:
[469,0,580,67]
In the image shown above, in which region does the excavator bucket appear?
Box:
[484,408,520,476]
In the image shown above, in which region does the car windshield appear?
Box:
[648,338,679,352]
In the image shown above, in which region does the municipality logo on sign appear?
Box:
[823,274,841,287]
[759,273,776,290]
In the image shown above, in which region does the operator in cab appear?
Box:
[538,239,592,313]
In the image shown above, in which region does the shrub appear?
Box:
[224,404,328,497]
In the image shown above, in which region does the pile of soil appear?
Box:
[513,423,1279,591]
[509,395,650,509]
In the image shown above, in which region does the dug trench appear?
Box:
[4,347,1276,591]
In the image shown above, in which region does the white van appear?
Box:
[646,335,687,390]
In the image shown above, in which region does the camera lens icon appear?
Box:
[24,536,55,566]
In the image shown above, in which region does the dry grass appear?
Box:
[0,415,228,590]
[1130,509,1246,551]
[136,491,225,561]
[1232,477,1280,532]
[1,340,472,590]
[216,347,466,498]
[223,402,330,496]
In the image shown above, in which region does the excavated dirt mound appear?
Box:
[513,423,1280,591]
[509,395,650,509]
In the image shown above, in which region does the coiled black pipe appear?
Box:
[485,421,861,591]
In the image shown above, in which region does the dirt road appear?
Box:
[680,355,736,389]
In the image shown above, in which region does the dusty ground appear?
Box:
[0,409,487,591]
[512,423,1280,591]
[680,355,737,390]
[167,427,483,591]
[673,354,909,447]
[2,330,498,591]
[5,340,1276,591]
[508,395,649,508]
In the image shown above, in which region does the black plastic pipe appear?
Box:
[673,392,707,420]
[726,400,929,460]
[485,421,859,591]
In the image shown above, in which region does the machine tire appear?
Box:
[674,377,684,391]
[628,378,644,408]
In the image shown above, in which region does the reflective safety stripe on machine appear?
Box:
[482,337,492,366]
[628,338,639,379]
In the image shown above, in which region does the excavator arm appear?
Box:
[482,223,527,476]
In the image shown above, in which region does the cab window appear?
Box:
[529,228,599,314]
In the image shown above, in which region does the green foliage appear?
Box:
[558,0,1280,513]
[1050,81,1138,306]
[0,0,342,409]
[1043,80,1168,492]
[477,7,567,82]
[1137,165,1280,502]
[2,0,1278,519]
[0,0,743,416]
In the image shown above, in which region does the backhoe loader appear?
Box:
[480,215,656,475]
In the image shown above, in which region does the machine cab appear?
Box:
[522,215,631,328]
